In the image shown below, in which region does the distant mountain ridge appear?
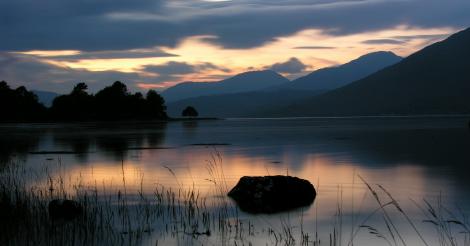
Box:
[32,90,60,107]
[161,70,289,102]
[273,27,470,116]
[278,51,402,91]
[166,51,402,117]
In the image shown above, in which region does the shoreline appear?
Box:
[1,113,469,125]
[0,117,222,125]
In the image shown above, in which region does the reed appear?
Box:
[1,157,470,246]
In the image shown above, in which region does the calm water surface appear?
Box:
[1,117,470,245]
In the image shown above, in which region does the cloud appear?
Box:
[0,0,468,93]
[362,39,406,45]
[390,34,450,42]
[292,46,336,49]
[0,51,233,93]
[266,57,309,74]
[144,62,198,75]
[40,49,177,60]
[0,0,469,51]
[141,61,231,86]
[143,61,230,75]
[0,52,155,93]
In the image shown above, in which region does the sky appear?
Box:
[0,0,469,93]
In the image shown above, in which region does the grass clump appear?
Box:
[1,156,470,246]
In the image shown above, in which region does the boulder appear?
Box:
[228,175,316,213]
[48,199,83,221]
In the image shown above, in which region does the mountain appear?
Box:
[161,70,289,102]
[166,52,401,118]
[275,27,470,116]
[32,90,60,107]
[276,51,402,91]
[167,89,324,117]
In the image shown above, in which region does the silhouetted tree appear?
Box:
[182,106,198,117]
[64,81,168,121]
[146,90,167,119]
[71,82,88,95]
[0,81,45,122]
[94,81,132,120]
[2,80,168,122]
[51,82,93,120]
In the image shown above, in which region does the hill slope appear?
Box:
[161,70,289,102]
[278,51,402,91]
[167,89,324,117]
[275,28,470,116]
[166,52,402,118]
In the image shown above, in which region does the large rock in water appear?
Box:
[48,199,83,221]
[228,175,316,213]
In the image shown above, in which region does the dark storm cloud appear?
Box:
[267,57,308,74]
[0,0,169,51]
[361,39,406,45]
[0,0,469,51]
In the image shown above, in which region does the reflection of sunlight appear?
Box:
[30,147,445,222]
[21,142,462,246]
[9,119,469,246]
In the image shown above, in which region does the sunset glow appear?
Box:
[2,0,465,93]
[7,26,455,92]
[2,1,470,245]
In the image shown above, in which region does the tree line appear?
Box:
[0,81,168,122]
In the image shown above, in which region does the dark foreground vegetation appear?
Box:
[0,158,239,245]
[1,156,470,245]
[0,81,167,122]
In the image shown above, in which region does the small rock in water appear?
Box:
[228,175,316,213]
[48,199,83,221]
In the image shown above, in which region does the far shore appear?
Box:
[0,117,222,125]
[2,114,470,125]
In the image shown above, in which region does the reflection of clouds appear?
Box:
[4,118,469,199]
[5,118,470,246]
[25,146,457,236]
[42,123,167,161]
[0,126,44,164]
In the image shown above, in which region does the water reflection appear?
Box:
[23,149,462,245]
[1,117,470,190]
[2,118,469,167]
[2,117,470,245]
[0,122,167,163]
[182,120,199,137]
